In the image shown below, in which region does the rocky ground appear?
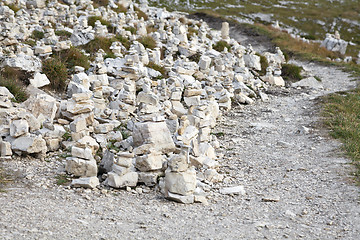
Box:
[1,25,360,239]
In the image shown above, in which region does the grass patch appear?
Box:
[55,30,72,39]
[322,88,360,183]
[82,35,131,58]
[6,3,20,13]
[58,47,90,70]
[213,40,231,52]
[256,53,269,75]
[134,6,148,21]
[188,52,201,63]
[113,3,127,13]
[138,36,156,50]
[55,174,72,186]
[93,0,109,8]
[0,67,30,102]
[31,30,44,40]
[187,26,199,39]
[124,26,137,35]
[0,167,12,192]
[88,16,115,33]
[281,63,303,82]
[42,57,68,92]
[146,62,167,78]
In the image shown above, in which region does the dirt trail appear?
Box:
[1,17,360,240]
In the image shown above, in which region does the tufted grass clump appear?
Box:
[322,88,360,183]
[134,6,148,21]
[281,63,303,82]
[114,3,127,13]
[42,57,68,92]
[139,36,156,50]
[0,66,30,102]
[146,62,167,78]
[124,26,137,35]
[213,40,231,52]
[256,53,269,75]
[31,30,44,40]
[58,47,90,70]
[93,0,109,8]
[55,30,72,39]
[88,16,115,33]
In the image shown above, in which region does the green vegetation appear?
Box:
[31,30,44,40]
[0,167,12,192]
[124,26,136,35]
[322,88,360,183]
[0,67,29,102]
[213,40,231,52]
[113,3,127,13]
[42,57,68,92]
[257,53,269,75]
[93,0,109,8]
[82,35,131,59]
[5,3,20,13]
[281,63,303,82]
[188,52,201,63]
[58,47,90,70]
[55,30,72,39]
[138,36,156,50]
[150,0,360,56]
[187,26,199,39]
[62,131,72,141]
[55,174,71,186]
[87,16,115,33]
[134,6,148,21]
[146,62,167,78]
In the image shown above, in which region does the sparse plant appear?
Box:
[256,53,269,75]
[115,35,131,50]
[55,174,71,186]
[138,36,156,50]
[58,47,90,70]
[55,30,72,39]
[188,52,201,63]
[62,131,72,141]
[114,3,127,13]
[93,0,109,8]
[6,4,20,13]
[42,57,68,92]
[134,6,148,21]
[31,30,44,40]
[213,40,231,52]
[146,62,167,78]
[281,63,303,82]
[124,26,137,35]
[0,67,30,102]
[88,16,115,33]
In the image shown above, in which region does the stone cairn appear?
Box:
[0,0,286,204]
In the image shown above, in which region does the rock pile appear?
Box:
[320,31,348,55]
[0,0,286,203]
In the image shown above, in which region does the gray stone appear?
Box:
[65,157,98,177]
[71,176,100,189]
[10,119,29,137]
[220,186,246,195]
[165,168,196,196]
[107,172,138,188]
[11,135,47,154]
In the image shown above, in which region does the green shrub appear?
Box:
[31,30,44,40]
[139,36,156,50]
[42,57,68,92]
[82,36,114,57]
[281,63,303,82]
[58,47,90,70]
[213,40,231,52]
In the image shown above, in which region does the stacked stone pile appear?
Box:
[0,0,287,203]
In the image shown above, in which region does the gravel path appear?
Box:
[1,27,360,240]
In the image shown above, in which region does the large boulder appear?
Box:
[21,94,58,124]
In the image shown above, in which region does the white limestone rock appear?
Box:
[65,157,98,177]
[11,135,47,154]
[0,140,12,157]
[30,72,50,88]
[135,152,165,172]
[107,172,138,188]
[133,122,175,153]
[10,119,29,137]
[71,176,100,189]
[165,168,196,196]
